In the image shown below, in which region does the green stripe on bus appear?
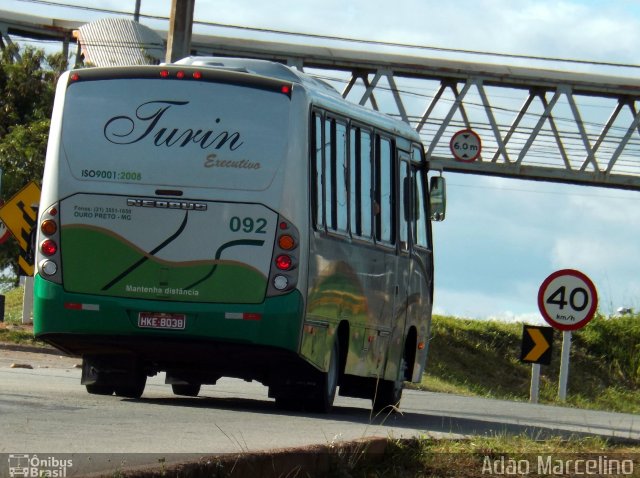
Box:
[61,226,267,303]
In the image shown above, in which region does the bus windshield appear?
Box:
[61,78,291,191]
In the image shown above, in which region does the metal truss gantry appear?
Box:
[195,37,640,191]
[3,8,640,190]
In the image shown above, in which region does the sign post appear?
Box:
[538,269,598,401]
[520,324,554,403]
[530,363,541,404]
[558,331,572,401]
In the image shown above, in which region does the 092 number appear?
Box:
[229,216,267,234]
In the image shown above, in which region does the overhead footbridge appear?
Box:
[3,7,640,190]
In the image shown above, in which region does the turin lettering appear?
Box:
[103,100,244,151]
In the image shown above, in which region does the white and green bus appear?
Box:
[34,57,446,413]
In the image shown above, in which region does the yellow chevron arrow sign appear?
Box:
[520,325,553,365]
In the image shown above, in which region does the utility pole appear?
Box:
[134,0,141,22]
[166,0,195,63]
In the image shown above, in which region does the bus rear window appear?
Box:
[61,79,291,190]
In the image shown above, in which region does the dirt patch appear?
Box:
[0,343,80,369]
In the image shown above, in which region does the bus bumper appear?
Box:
[33,274,304,369]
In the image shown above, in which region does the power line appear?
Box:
[448,181,640,200]
[11,0,640,71]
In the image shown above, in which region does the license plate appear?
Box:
[138,312,186,330]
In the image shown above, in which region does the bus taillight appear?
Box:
[40,260,58,276]
[41,239,58,256]
[36,203,62,283]
[278,235,295,250]
[275,254,292,270]
[41,219,57,236]
[267,215,300,296]
[272,275,289,291]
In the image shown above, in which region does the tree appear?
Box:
[0,44,67,284]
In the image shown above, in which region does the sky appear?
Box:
[3,0,640,322]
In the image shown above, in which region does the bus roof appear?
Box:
[175,56,422,143]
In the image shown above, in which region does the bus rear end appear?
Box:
[34,63,308,399]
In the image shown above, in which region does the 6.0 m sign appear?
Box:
[538,269,598,331]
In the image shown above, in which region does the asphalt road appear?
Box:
[1,346,638,475]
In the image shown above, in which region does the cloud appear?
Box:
[551,237,636,273]
[550,235,640,313]
[567,194,640,228]
[433,287,542,322]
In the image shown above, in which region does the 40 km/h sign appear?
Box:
[538,269,598,331]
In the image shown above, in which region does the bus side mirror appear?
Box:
[430,176,446,221]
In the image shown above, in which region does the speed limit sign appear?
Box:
[538,269,598,331]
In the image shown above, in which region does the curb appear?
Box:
[86,437,390,477]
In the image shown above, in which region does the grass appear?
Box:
[421,314,640,414]
[97,435,640,477]
[1,285,27,324]
[345,434,640,478]
[0,285,44,346]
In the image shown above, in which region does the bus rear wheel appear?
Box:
[372,378,403,413]
[114,374,147,399]
[307,338,339,413]
[372,357,406,413]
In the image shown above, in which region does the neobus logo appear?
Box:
[127,198,208,211]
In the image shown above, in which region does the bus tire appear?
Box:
[372,378,403,413]
[114,374,147,399]
[86,384,114,396]
[172,383,201,397]
[308,338,339,413]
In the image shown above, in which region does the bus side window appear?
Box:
[399,160,411,251]
[376,136,394,245]
[335,121,348,234]
[325,118,334,230]
[413,168,429,248]
[360,130,373,239]
[349,127,360,236]
[313,113,324,229]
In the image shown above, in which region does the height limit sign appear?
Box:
[450,129,481,162]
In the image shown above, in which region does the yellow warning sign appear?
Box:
[520,325,553,365]
[0,181,41,275]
